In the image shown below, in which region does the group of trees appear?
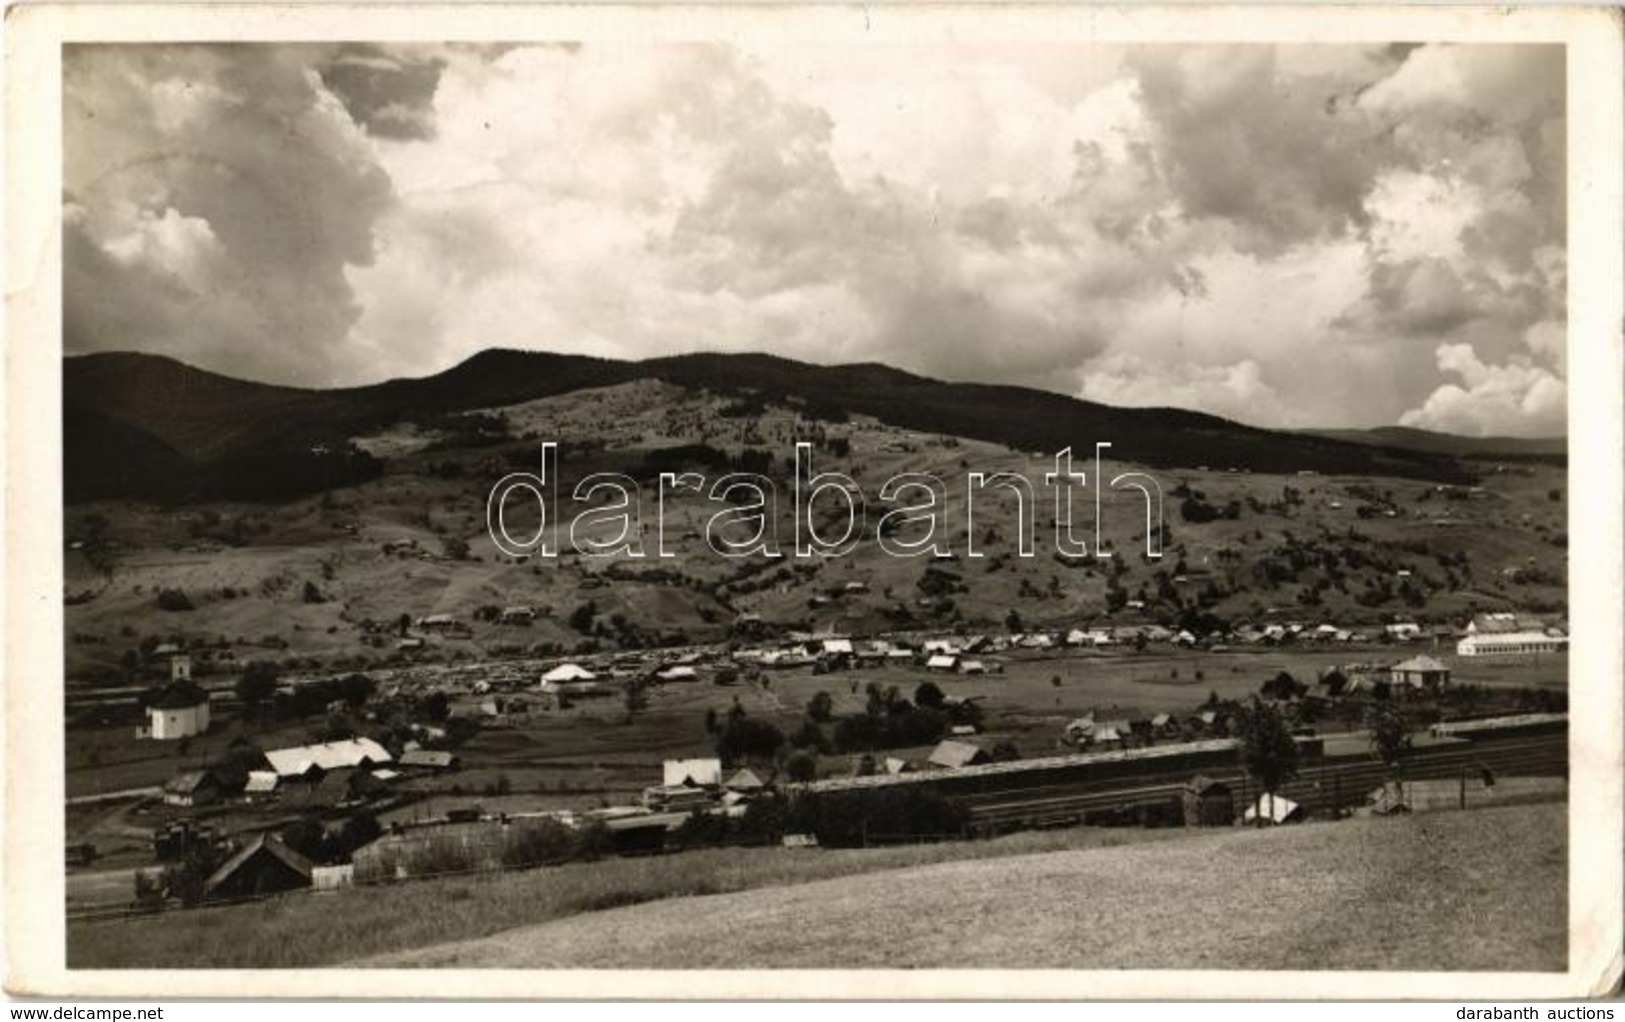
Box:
[1234,696,1419,821]
[233,664,377,722]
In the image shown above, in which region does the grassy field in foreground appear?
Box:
[67,825,1189,968]
[358,801,1567,972]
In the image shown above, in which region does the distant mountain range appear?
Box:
[1300,426,1566,462]
[65,349,1559,503]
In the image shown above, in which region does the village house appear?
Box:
[399,749,459,772]
[663,758,723,787]
[243,771,279,800]
[724,768,767,794]
[162,769,219,808]
[1390,654,1452,690]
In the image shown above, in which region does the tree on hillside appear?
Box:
[339,673,376,710]
[783,750,818,783]
[422,690,451,723]
[913,680,946,710]
[790,719,832,754]
[715,715,784,765]
[1236,697,1299,827]
[806,690,835,722]
[235,661,280,721]
[623,679,649,722]
[568,601,597,634]
[1366,701,1414,802]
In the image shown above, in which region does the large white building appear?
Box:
[147,655,210,740]
[1457,631,1569,657]
[263,737,394,778]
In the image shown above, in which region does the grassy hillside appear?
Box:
[63,377,1568,686]
[65,348,1477,505]
[356,800,1566,971]
[68,824,1188,968]
[67,801,1563,969]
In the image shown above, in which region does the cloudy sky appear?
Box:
[63,41,1566,436]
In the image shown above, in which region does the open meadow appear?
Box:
[354,800,1568,971]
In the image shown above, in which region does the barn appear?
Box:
[203,834,313,901]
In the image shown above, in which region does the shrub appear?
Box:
[715,716,785,764]
[156,588,194,612]
[783,750,818,782]
[831,706,948,752]
[806,691,835,722]
[500,819,583,869]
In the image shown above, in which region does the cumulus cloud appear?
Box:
[64,41,1566,437]
[64,44,393,385]
[1400,343,1566,437]
[316,45,446,141]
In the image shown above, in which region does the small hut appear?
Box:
[1181,775,1235,827]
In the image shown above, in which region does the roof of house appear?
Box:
[724,768,766,791]
[926,654,958,669]
[203,834,313,895]
[263,738,392,777]
[663,758,723,787]
[1461,630,1566,646]
[1393,655,1449,673]
[400,749,457,768]
[1243,793,1302,824]
[541,663,596,683]
[1185,774,1229,795]
[1469,612,1547,633]
[243,771,279,793]
[928,740,988,769]
[150,681,210,710]
[164,770,214,794]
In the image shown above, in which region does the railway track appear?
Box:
[963,732,1566,827]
